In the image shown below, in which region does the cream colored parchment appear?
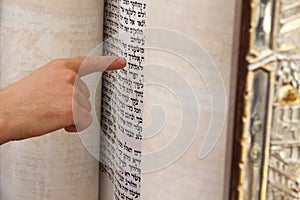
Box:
[0,1,103,199]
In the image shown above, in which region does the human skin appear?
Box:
[0,56,126,144]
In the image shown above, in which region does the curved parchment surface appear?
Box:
[98,0,236,199]
[0,0,103,199]
[141,0,235,199]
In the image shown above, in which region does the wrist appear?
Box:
[0,90,14,144]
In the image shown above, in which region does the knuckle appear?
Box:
[78,81,90,97]
[86,88,91,97]
[83,100,92,112]
[87,101,92,112]
[51,58,69,67]
[62,70,77,83]
[76,110,93,130]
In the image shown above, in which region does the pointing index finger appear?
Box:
[64,56,126,77]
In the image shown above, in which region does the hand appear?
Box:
[0,56,126,144]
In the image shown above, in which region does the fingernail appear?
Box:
[117,57,127,67]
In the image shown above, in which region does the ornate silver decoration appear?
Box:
[236,0,300,199]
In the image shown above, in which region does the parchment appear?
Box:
[100,0,146,199]
[0,0,103,199]
[141,1,236,199]
[0,0,237,199]
[99,0,236,199]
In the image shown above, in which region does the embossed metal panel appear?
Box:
[230,0,300,199]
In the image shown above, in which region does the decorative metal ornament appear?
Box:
[230,0,300,199]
